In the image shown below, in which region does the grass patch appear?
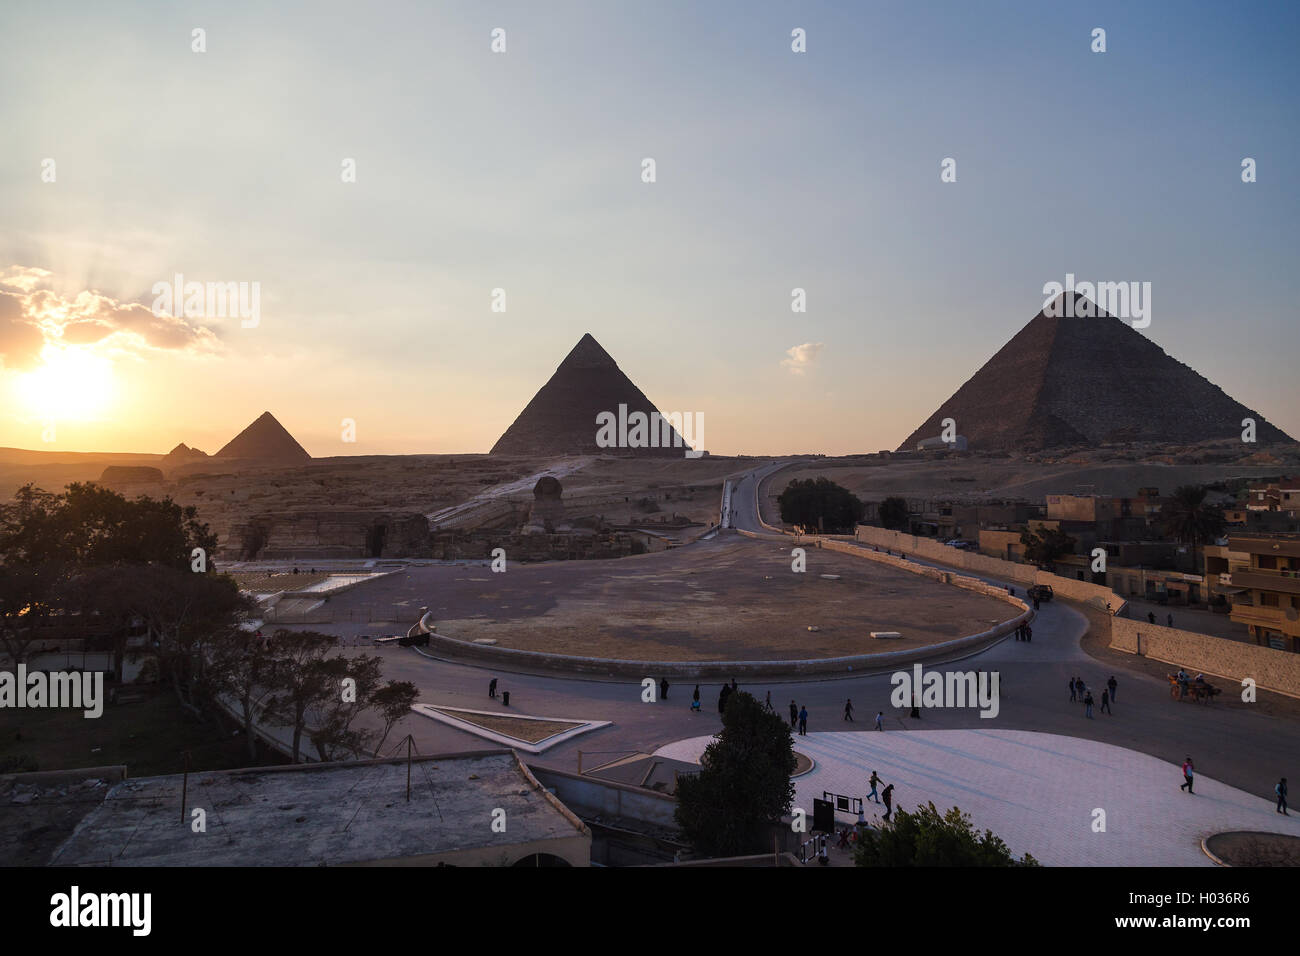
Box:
[0,688,287,777]
[432,708,581,744]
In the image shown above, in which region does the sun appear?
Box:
[16,346,117,422]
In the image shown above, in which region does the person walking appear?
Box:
[1100,688,1111,714]
[1148,611,1156,624]
[488,677,498,699]
[1277,778,1289,815]
[1107,675,1117,703]
[868,771,883,803]
[874,711,884,731]
[1167,613,1174,627]
[798,705,808,736]
[1084,689,1094,718]
[765,690,773,711]
[789,699,798,729]
[1069,677,1077,702]
[1180,756,1195,794]
[843,698,854,722]
[881,783,895,822]
[1026,624,1032,642]
[660,677,669,701]
[718,684,730,714]
[691,685,701,712]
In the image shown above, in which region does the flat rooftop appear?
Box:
[50,750,588,866]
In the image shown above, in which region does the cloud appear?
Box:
[0,291,46,370]
[0,266,219,369]
[0,266,54,294]
[781,341,824,376]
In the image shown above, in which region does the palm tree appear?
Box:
[1157,485,1226,574]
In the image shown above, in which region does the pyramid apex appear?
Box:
[215,411,311,461]
[490,334,687,457]
[557,333,618,371]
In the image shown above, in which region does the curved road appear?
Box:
[359,460,1298,811]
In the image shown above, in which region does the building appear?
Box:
[1245,477,1300,516]
[1044,491,1163,540]
[1222,534,1300,652]
[48,750,592,867]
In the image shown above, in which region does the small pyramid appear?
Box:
[491,333,690,457]
[215,411,312,462]
[163,442,208,461]
[900,293,1293,452]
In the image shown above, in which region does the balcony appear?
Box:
[1230,602,1300,638]
[1231,568,1300,595]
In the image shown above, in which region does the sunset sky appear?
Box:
[2,1,1297,457]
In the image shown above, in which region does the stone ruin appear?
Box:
[224,510,430,560]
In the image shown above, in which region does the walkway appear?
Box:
[654,729,1295,866]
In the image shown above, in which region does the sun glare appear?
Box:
[16,347,117,422]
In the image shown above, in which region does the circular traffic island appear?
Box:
[412,535,1022,677]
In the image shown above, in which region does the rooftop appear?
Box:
[49,750,589,867]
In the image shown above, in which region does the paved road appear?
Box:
[337,459,1297,829]
[725,460,797,533]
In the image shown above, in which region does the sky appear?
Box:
[2,0,1297,457]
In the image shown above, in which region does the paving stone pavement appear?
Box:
[654,730,1297,866]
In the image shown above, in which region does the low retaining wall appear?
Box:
[1110,617,1300,699]
[529,765,679,830]
[414,615,1025,679]
[853,525,1118,610]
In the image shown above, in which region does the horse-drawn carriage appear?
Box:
[1168,674,1220,703]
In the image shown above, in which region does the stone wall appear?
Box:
[852,524,1300,700]
[1110,617,1300,698]
[853,525,1118,609]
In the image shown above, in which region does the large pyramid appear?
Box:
[215,411,312,462]
[900,293,1292,452]
[491,333,690,457]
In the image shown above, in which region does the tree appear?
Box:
[855,802,1038,867]
[259,630,418,763]
[101,566,248,710]
[1019,527,1076,567]
[0,482,215,569]
[370,680,420,757]
[778,478,866,533]
[0,484,235,689]
[674,691,796,857]
[209,629,278,762]
[261,630,338,763]
[0,561,62,667]
[878,496,910,531]
[1158,485,1226,573]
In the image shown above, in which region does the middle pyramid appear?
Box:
[490,333,689,457]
